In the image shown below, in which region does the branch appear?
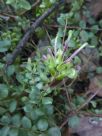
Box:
[5,1,65,68]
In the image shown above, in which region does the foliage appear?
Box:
[6,0,31,12]
[0,0,102,135]
[0,27,87,135]
[0,27,22,52]
[68,115,80,128]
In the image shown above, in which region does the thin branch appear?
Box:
[32,0,41,9]
[63,79,72,110]
[45,24,102,31]
[60,118,68,129]
[45,27,52,43]
[79,111,102,118]
[0,13,18,20]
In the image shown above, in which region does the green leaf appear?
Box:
[1,126,10,136]
[42,97,53,105]
[67,68,77,79]
[90,101,97,108]
[95,109,102,114]
[44,105,54,115]
[18,130,28,136]
[34,108,44,117]
[0,40,11,52]
[57,14,66,25]
[96,67,102,74]
[25,73,32,79]
[0,107,7,115]
[68,39,76,48]
[19,0,31,10]
[40,73,48,81]
[26,58,32,71]
[68,116,80,128]
[23,104,33,113]
[16,74,24,84]
[73,1,81,10]
[91,25,99,34]
[6,0,14,4]
[8,128,18,136]
[6,65,15,76]
[56,71,66,80]
[11,114,21,127]
[0,39,11,46]
[0,84,8,99]
[30,110,38,121]
[32,125,37,131]
[48,127,61,136]
[76,96,85,105]
[1,115,11,125]
[88,17,96,25]
[90,36,98,46]
[43,88,52,96]
[74,11,80,19]
[36,82,43,90]
[0,48,8,52]
[5,53,12,62]
[57,28,64,37]
[9,100,17,113]
[80,30,89,42]
[68,30,74,41]
[21,116,32,129]
[74,56,81,64]
[6,0,31,10]
[79,20,86,29]
[37,119,48,131]
[0,62,4,69]
[50,0,56,3]
[88,32,94,39]
[29,87,40,103]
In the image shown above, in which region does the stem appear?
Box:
[54,34,58,56]
[65,43,88,63]
[63,79,72,110]
[62,18,68,45]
